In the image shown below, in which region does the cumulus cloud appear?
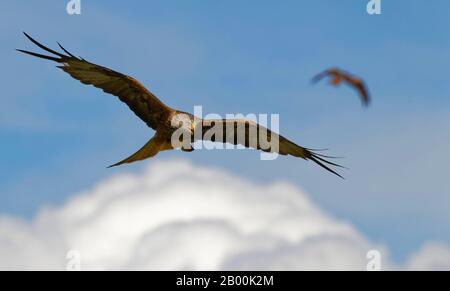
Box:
[0,160,448,270]
[405,242,450,271]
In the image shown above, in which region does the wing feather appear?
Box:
[200,119,343,178]
[352,81,370,106]
[17,32,173,130]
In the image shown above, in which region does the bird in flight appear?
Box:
[312,67,370,106]
[17,32,343,178]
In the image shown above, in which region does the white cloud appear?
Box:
[0,160,448,270]
[405,242,450,271]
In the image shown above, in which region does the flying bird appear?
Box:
[17,33,343,178]
[312,67,370,106]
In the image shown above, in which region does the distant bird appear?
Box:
[312,67,370,106]
[17,32,343,177]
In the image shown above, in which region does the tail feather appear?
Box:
[107,135,162,168]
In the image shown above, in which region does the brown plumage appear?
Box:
[312,67,370,106]
[17,33,343,178]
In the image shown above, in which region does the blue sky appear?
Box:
[1,0,450,262]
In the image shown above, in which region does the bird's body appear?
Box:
[312,67,370,106]
[18,33,343,177]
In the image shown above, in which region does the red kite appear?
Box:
[18,33,343,177]
[313,67,370,106]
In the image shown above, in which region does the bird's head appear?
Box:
[171,112,194,133]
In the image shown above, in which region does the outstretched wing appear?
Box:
[17,32,173,130]
[311,68,338,84]
[349,79,370,106]
[199,119,344,178]
[311,70,330,84]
